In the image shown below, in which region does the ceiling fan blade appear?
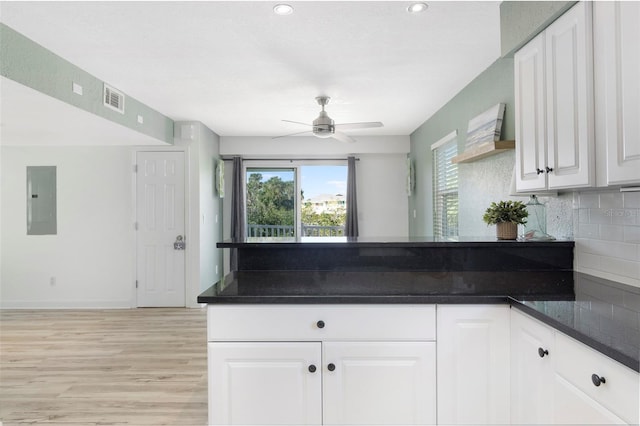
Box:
[272,130,312,139]
[282,119,313,127]
[334,121,384,130]
[331,131,356,144]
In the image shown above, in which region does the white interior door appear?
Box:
[136,151,186,307]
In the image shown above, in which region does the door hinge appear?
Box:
[135,280,138,289]
[133,164,138,173]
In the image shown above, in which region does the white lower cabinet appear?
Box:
[208,342,322,425]
[436,305,511,425]
[511,309,639,425]
[323,341,436,425]
[207,304,437,425]
[510,309,554,424]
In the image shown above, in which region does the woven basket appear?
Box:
[496,222,518,240]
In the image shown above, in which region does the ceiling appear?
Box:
[0,1,501,141]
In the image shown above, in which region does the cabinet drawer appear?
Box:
[207,304,436,341]
[554,332,639,424]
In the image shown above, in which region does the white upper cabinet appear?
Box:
[594,1,640,186]
[515,32,547,191]
[515,2,595,192]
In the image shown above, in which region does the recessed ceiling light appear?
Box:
[273,4,293,15]
[407,2,428,13]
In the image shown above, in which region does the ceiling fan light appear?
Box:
[407,2,428,13]
[273,4,293,15]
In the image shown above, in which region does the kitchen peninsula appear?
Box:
[200,236,575,302]
[198,237,639,425]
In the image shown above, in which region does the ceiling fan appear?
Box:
[275,96,383,143]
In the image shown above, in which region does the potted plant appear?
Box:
[482,200,528,240]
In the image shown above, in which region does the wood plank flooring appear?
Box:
[0,308,207,425]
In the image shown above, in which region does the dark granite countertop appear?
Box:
[510,274,640,372]
[198,271,639,372]
[218,236,575,248]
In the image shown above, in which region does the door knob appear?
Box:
[316,320,325,329]
[327,363,336,372]
[538,347,549,358]
[308,365,317,373]
[174,235,186,250]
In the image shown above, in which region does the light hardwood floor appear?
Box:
[0,308,207,425]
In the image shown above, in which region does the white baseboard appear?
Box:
[0,299,134,309]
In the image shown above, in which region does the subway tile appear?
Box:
[577,208,590,224]
[600,192,624,209]
[624,192,640,209]
[579,192,600,208]
[599,240,637,261]
[624,225,640,244]
[600,192,625,209]
[599,224,625,241]
[598,256,639,279]
[589,208,612,225]
[576,222,598,238]
[611,209,637,226]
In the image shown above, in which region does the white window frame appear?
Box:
[243,159,347,237]
[431,131,459,239]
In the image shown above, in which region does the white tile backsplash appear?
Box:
[575,190,640,288]
[623,192,640,209]
[599,192,624,209]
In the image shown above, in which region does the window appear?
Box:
[432,132,459,239]
[245,162,347,237]
[246,168,296,237]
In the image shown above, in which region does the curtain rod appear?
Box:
[220,157,359,162]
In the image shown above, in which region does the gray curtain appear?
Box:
[230,156,244,270]
[345,156,359,237]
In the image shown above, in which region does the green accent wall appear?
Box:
[500,1,576,57]
[408,58,515,237]
[0,23,173,144]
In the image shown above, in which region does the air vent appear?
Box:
[103,84,125,114]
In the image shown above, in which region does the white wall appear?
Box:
[1,146,136,308]
[356,153,409,237]
[195,124,222,295]
[0,122,222,309]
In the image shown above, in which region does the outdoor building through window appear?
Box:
[245,163,347,237]
[432,132,459,239]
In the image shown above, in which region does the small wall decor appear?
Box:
[465,103,505,149]
[216,159,225,198]
[406,156,415,196]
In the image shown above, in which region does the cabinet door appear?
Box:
[322,341,436,425]
[545,1,594,189]
[515,32,548,192]
[437,305,510,424]
[594,1,640,186]
[208,342,322,425]
[553,374,626,424]
[510,309,554,424]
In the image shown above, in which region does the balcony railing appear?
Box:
[247,224,344,238]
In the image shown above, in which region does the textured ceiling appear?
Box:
[0,1,501,139]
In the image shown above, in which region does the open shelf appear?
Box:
[452,140,515,164]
